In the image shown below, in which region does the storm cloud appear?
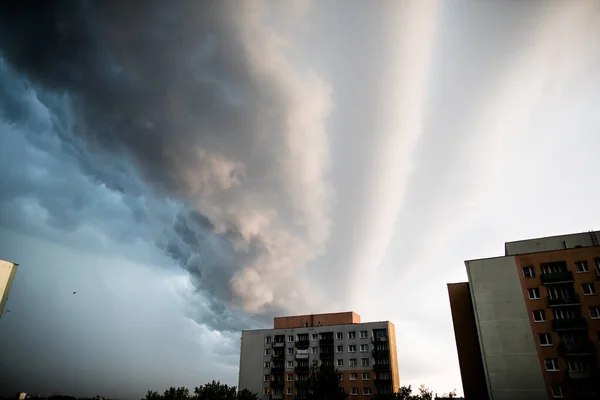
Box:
[0,0,333,323]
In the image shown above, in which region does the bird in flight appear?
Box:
[73,292,77,295]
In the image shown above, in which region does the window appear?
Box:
[288,335,294,342]
[363,388,372,395]
[360,344,369,352]
[311,334,318,341]
[265,349,271,356]
[264,375,270,382]
[539,333,552,346]
[350,388,359,396]
[273,389,281,396]
[589,306,600,319]
[337,373,343,380]
[263,388,269,395]
[359,330,368,339]
[575,261,589,273]
[349,359,357,367]
[287,374,293,382]
[551,385,563,398]
[553,308,576,320]
[528,288,541,300]
[582,283,596,295]
[348,331,356,339]
[541,261,568,274]
[349,373,357,380]
[336,345,343,353]
[523,266,535,278]
[361,358,370,366]
[337,359,343,367]
[286,348,292,355]
[567,359,586,371]
[287,388,293,395]
[545,358,559,371]
[311,347,317,354]
[264,361,271,368]
[533,310,546,322]
[336,332,343,340]
[287,361,294,368]
[265,336,272,344]
[362,372,370,380]
[348,345,357,352]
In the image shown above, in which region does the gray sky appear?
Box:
[1,0,599,398]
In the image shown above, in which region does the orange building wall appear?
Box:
[386,322,400,393]
[274,312,360,329]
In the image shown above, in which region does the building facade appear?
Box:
[0,259,18,319]
[239,312,400,399]
[448,231,600,400]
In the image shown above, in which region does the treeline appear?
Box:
[142,381,258,400]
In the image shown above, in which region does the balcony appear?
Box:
[372,336,388,343]
[295,339,309,347]
[552,317,588,331]
[547,294,581,307]
[295,353,309,360]
[541,271,574,284]
[270,380,284,389]
[294,379,309,387]
[273,341,285,348]
[272,394,283,400]
[319,337,334,345]
[320,351,334,359]
[559,341,596,355]
[271,366,285,374]
[272,352,285,360]
[295,365,309,373]
[373,363,391,371]
[372,349,389,358]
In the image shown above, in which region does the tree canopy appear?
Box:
[142,381,258,400]
[372,385,434,400]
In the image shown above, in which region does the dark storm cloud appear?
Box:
[0,0,333,315]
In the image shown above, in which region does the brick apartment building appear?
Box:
[448,231,600,400]
[238,312,400,399]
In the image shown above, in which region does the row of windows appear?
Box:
[543,358,591,372]
[264,358,374,368]
[537,331,600,346]
[265,344,373,356]
[531,306,600,322]
[264,372,372,381]
[264,387,372,396]
[266,331,372,344]
[522,258,600,278]
[526,282,596,299]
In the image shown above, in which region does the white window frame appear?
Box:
[533,310,546,322]
[350,388,359,396]
[348,345,356,352]
[265,336,272,344]
[523,266,535,278]
[287,374,293,382]
[336,332,343,340]
[349,359,357,367]
[265,349,271,356]
[528,288,541,300]
[311,347,317,354]
[264,375,270,382]
[360,344,369,352]
[287,335,294,342]
[363,388,372,395]
[287,387,293,395]
[337,373,343,381]
[362,372,370,380]
[287,347,293,355]
[589,306,600,319]
[348,331,356,339]
[311,334,318,341]
[264,361,271,368]
[361,358,369,366]
[582,283,596,295]
[551,385,563,398]
[539,333,552,347]
[336,345,343,353]
[567,359,586,372]
[336,359,343,367]
[359,330,368,339]
[349,373,358,381]
[545,358,559,371]
[286,361,294,368]
[263,388,269,395]
[575,261,589,273]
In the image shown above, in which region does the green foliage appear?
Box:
[142,381,258,400]
[372,385,434,400]
[306,366,347,400]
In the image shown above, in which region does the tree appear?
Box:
[144,391,164,400]
[163,387,190,400]
[193,381,236,400]
[307,366,347,400]
[142,381,259,400]
[416,385,432,400]
[397,386,413,400]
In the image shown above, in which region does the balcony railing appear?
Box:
[295,339,310,347]
[552,317,588,331]
[373,363,391,371]
[541,271,574,284]
[320,351,334,359]
[272,342,285,348]
[547,294,581,307]
[372,349,389,358]
[272,353,285,360]
[271,367,285,374]
[559,341,596,355]
[372,336,388,343]
[270,380,284,388]
[319,337,334,345]
[295,353,309,359]
[568,370,592,380]
[295,365,309,373]
[294,379,309,387]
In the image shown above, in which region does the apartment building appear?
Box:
[448,231,600,400]
[0,259,18,319]
[238,312,399,399]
